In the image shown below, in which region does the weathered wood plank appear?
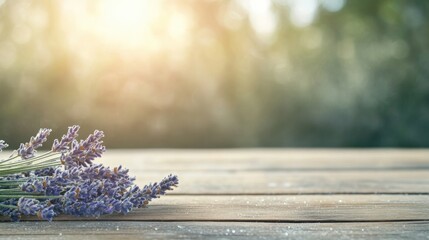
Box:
[100,149,429,171]
[1,149,427,239]
[0,221,428,240]
[2,195,429,222]
[137,170,429,194]
[2,149,429,170]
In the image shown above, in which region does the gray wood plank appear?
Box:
[0,221,428,240]
[99,149,429,171]
[3,149,429,171]
[2,195,429,222]
[1,149,428,239]
[136,170,429,194]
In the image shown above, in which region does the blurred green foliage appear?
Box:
[0,0,429,148]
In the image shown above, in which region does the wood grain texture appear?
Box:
[1,221,428,240]
[99,149,429,171]
[135,170,429,194]
[2,149,429,170]
[3,195,429,222]
[1,149,428,239]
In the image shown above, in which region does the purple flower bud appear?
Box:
[21,178,46,193]
[17,198,43,216]
[120,198,133,214]
[0,140,8,151]
[18,128,52,159]
[34,167,57,177]
[39,206,55,221]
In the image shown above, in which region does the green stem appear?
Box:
[0,188,21,192]
[0,152,59,169]
[0,157,59,171]
[0,195,62,199]
[0,161,60,177]
[0,182,27,187]
[0,178,42,185]
[20,151,58,163]
[0,192,50,196]
[0,203,18,209]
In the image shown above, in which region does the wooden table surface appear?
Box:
[1,149,429,239]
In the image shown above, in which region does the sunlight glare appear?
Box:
[96,0,156,48]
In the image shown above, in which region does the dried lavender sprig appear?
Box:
[17,128,52,159]
[60,130,106,168]
[52,125,80,152]
[128,174,179,208]
[0,126,104,176]
[1,125,178,221]
[17,197,42,215]
[21,164,135,196]
[0,140,8,152]
[19,165,178,219]
[0,126,106,221]
[17,197,55,221]
[0,198,56,221]
[5,171,177,221]
[58,174,178,217]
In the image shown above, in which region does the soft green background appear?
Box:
[0,0,428,148]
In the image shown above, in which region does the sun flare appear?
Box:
[61,0,190,51]
[96,0,154,45]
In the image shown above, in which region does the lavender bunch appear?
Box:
[0,126,178,221]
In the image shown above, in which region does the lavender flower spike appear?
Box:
[17,198,43,216]
[129,174,179,208]
[61,130,106,167]
[0,140,8,152]
[18,128,52,159]
[52,125,80,152]
[17,198,55,221]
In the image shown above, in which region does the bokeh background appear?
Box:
[0,0,428,148]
